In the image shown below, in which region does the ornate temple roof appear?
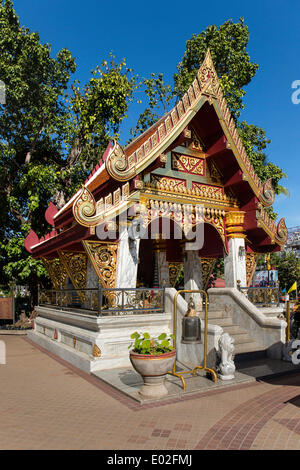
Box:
[25,50,288,257]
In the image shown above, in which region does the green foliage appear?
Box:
[174,18,258,120]
[129,331,175,355]
[130,73,172,139]
[71,54,138,166]
[0,1,138,296]
[257,252,300,293]
[0,4,288,299]
[238,121,287,197]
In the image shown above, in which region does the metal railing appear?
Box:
[38,286,165,316]
[238,286,280,307]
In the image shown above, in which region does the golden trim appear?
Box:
[82,241,118,289]
[58,251,88,293]
[41,257,68,289]
[92,344,101,358]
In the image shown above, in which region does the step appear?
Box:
[202,317,233,327]
[200,310,225,320]
[235,347,268,363]
[231,332,254,344]
[221,324,247,334]
[234,341,260,354]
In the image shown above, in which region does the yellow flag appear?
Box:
[288,281,297,293]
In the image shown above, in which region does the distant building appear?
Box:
[285,226,300,257]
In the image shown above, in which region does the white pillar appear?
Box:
[224,237,247,288]
[184,250,203,310]
[115,229,140,288]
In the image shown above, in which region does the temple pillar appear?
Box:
[224,211,247,288]
[115,228,140,288]
[153,239,169,287]
[183,249,203,310]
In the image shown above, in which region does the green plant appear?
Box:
[129,332,175,355]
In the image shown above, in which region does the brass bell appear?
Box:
[181,297,201,344]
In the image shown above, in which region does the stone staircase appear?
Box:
[199,308,267,362]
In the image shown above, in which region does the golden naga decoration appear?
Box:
[41,257,68,289]
[82,241,118,289]
[275,218,288,245]
[105,140,136,182]
[260,178,275,207]
[73,183,130,228]
[73,186,103,228]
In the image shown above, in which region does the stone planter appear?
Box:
[130,349,176,398]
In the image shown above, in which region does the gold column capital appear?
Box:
[225,211,246,239]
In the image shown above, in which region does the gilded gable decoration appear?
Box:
[82,241,118,289]
[58,251,88,292]
[42,257,68,289]
[171,152,205,175]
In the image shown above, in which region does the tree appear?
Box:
[0,1,137,304]
[133,18,287,201]
[257,252,300,294]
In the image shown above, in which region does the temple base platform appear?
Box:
[91,359,300,404]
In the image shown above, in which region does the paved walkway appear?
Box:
[0,336,300,450]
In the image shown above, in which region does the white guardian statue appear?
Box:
[218,333,236,380]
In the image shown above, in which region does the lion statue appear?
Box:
[218,332,236,380]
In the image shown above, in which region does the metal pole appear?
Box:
[286,300,291,343]
[97,283,102,317]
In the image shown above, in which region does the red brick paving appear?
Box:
[0,336,300,450]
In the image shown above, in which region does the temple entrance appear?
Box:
[136,217,226,293]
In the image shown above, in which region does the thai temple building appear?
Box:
[25,51,288,376]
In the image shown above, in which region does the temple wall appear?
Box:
[28,306,172,373]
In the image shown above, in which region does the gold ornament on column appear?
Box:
[225,211,246,239]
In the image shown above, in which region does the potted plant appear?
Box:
[129,331,176,398]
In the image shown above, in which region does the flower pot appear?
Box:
[129,349,176,398]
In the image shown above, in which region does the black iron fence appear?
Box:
[38,287,165,316]
[238,286,280,307]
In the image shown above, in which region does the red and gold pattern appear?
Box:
[150,174,186,192]
[172,152,205,176]
[192,182,223,199]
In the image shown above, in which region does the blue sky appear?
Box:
[13,0,300,228]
